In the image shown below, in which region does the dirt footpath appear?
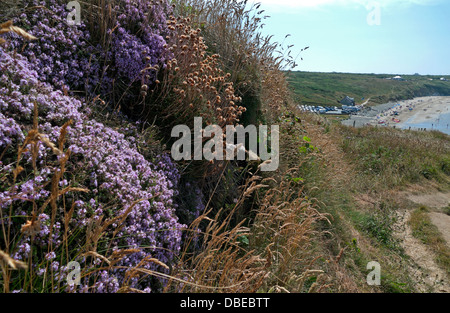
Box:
[395,209,450,292]
[429,212,450,245]
[407,191,450,247]
[395,190,450,292]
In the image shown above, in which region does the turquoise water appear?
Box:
[400,110,450,135]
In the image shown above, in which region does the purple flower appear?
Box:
[45,252,56,261]
[0,41,183,292]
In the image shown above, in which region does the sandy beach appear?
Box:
[342,96,450,134]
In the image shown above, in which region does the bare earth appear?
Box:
[395,209,450,292]
[407,191,450,246]
[407,191,450,209]
[429,212,450,246]
[395,190,450,292]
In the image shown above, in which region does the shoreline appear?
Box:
[342,96,450,134]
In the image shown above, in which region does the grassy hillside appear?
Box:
[287,71,450,107]
[294,113,450,293]
[284,71,450,293]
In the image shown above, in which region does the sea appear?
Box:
[400,110,450,135]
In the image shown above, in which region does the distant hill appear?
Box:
[287,71,450,107]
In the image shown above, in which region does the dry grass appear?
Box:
[0,20,37,44]
[156,104,332,293]
[174,0,301,124]
[145,15,244,130]
[250,173,331,292]
[163,164,329,293]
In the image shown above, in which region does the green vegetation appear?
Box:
[288,71,450,107]
[289,108,450,292]
[338,126,450,190]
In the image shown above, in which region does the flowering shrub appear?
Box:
[88,0,172,109]
[0,46,184,292]
[7,0,95,92]
[5,0,172,106]
[0,0,307,295]
[0,113,24,147]
[112,0,170,85]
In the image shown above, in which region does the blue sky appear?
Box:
[254,0,450,75]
